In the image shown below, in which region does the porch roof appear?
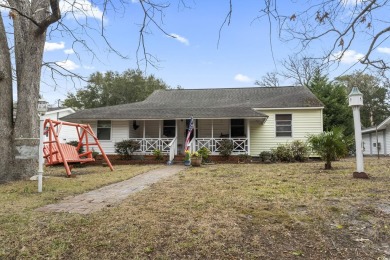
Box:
[62,106,268,120]
[62,86,322,121]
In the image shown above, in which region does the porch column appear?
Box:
[211,119,214,139]
[159,120,161,139]
[247,119,250,155]
[175,120,178,155]
[143,120,146,139]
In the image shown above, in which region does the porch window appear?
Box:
[275,114,292,137]
[97,120,111,140]
[231,119,245,137]
[163,120,175,137]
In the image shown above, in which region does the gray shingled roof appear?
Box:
[62,86,323,120]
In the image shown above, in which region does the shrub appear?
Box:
[197,147,211,162]
[259,151,276,163]
[115,139,141,159]
[218,139,234,158]
[66,140,84,154]
[91,148,99,159]
[153,149,164,160]
[238,153,252,163]
[273,143,294,162]
[290,140,309,162]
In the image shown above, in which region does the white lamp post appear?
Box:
[37,98,48,192]
[348,87,368,179]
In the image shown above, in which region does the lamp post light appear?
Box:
[37,98,48,192]
[348,87,368,179]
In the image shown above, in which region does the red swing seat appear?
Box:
[42,119,114,177]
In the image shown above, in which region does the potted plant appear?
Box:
[184,150,191,166]
[191,151,202,166]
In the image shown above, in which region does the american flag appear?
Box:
[184,116,194,151]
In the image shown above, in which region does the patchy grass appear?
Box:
[1,158,389,259]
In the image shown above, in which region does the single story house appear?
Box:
[362,116,390,156]
[61,86,324,158]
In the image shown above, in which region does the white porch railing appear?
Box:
[129,138,175,154]
[167,137,177,163]
[195,138,248,154]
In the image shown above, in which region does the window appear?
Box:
[275,114,292,137]
[97,120,111,140]
[163,120,176,137]
[231,119,245,137]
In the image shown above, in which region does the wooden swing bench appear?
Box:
[43,143,95,165]
[43,119,114,177]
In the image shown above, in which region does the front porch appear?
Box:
[125,118,255,156]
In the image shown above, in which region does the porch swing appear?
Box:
[43,119,114,177]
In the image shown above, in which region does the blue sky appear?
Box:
[32,0,390,105]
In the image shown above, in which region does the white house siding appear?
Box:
[362,129,388,156]
[144,120,160,138]
[213,119,230,137]
[198,119,212,138]
[45,109,78,142]
[362,134,371,155]
[250,109,323,156]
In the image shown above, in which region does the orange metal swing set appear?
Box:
[43,119,114,177]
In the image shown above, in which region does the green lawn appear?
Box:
[0,158,389,259]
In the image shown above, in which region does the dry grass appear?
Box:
[0,158,389,259]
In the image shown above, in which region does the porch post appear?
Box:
[143,120,146,153]
[143,120,146,139]
[247,119,250,155]
[175,120,178,155]
[159,120,162,151]
[159,120,161,139]
[211,119,214,138]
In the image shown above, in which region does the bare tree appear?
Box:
[255,71,280,87]
[260,0,390,72]
[280,55,326,87]
[0,0,173,182]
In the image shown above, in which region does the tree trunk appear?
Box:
[0,16,15,182]
[11,4,47,180]
[325,161,332,170]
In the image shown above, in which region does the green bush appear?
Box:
[115,139,141,159]
[218,139,234,158]
[153,149,164,160]
[259,151,276,163]
[238,153,252,163]
[197,147,211,162]
[273,143,294,162]
[290,140,309,162]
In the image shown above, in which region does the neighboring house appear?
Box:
[61,86,324,157]
[362,116,390,156]
[43,107,78,143]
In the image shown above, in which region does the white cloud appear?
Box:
[342,0,362,6]
[332,50,364,64]
[60,0,104,21]
[234,74,252,83]
[170,33,189,46]
[83,65,95,70]
[44,41,65,52]
[64,48,75,54]
[377,47,390,55]
[56,60,80,71]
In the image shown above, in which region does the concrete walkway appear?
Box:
[36,165,185,214]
